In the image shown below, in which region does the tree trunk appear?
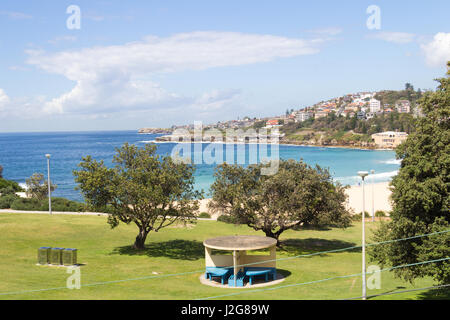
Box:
[264,230,281,247]
[133,229,149,250]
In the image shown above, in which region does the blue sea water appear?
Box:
[0,131,400,201]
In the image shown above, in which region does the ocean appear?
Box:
[0,130,400,201]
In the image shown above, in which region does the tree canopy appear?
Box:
[369,62,449,285]
[208,159,351,245]
[25,173,56,200]
[73,143,203,250]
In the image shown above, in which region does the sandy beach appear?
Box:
[198,181,392,218]
[4,181,392,218]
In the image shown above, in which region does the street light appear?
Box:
[45,154,52,215]
[358,171,369,300]
[370,169,375,222]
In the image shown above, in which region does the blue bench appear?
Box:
[205,267,232,285]
[244,267,276,285]
[228,270,245,287]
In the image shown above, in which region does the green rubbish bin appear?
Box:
[38,247,51,265]
[62,248,77,266]
[50,247,64,265]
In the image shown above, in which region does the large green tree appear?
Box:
[369,63,449,285]
[208,159,351,245]
[74,143,202,250]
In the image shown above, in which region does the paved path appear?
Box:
[0,209,109,216]
[0,209,216,220]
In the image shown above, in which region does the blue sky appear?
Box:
[0,0,449,132]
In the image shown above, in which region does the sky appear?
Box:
[0,0,449,132]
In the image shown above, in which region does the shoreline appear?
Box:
[198,181,393,218]
[140,138,395,151]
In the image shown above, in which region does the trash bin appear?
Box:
[38,247,51,265]
[63,248,77,266]
[50,247,64,265]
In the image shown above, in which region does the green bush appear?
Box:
[0,178,22,192]
[10,197,86,212]
[39,198,86,212]
[0,186,18,196]
[198,212,211,218]
[0,194,20,209]
[375,210,387,217]
[351,211,371,221]
[10,198,41,211]
[217,214,240,224]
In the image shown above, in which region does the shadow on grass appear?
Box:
[292,224,332,232]
[277,268,292,279]
[366,286,406,300]
[415,287,450,300]
[112,239,204,261]
[279,238,358,257]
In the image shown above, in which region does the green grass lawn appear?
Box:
[0,212,446,300]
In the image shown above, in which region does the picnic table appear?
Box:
[203,235,277,287]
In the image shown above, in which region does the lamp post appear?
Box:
[358,171,369,300]
[371,169,375,222]
[46,154,52,215]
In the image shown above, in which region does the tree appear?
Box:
[369,62,450,285]
[73,143,203,250]
[25,173,56,200]
[0,165,3,178]
[208,160,351,245]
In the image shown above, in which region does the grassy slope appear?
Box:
[0,212,445,300]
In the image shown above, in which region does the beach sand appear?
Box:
[197,181,392,218]
[344,181,392,215]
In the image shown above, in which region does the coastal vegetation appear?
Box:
[25,173,57,201]
[280,111,417,147]
[374,83,423,107]
[208,160,352,244]
[369,63,450,285]
[73,143,203,250]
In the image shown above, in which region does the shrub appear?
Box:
[217,214,240,224]
[351,211,371,221]
[0,178,22,192]
[11,198,41,211]
[198,212,211,218]
[0,194,20,209]
[375,210,387,217]
[10,197,86,212]
[0,186,18,196]
[39,198,86,212]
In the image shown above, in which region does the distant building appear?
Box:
[365,112,375,120]
[296,111,313,122]
[357,111,366,120]
[314,111,328,119]
[396,100,411,113]
[371,131,408,148]
[266,119,281,128]
[369,98,381,113]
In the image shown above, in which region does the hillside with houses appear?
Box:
[141,85,424,149]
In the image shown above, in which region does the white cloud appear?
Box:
[0,89,47,119]
[0,89,10,110]
[421,32,450,67]
[0,11,32,20]
[26,31,323,116]
[47,36,78,45]
[307,27,343,36]
[370,31,416,44]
